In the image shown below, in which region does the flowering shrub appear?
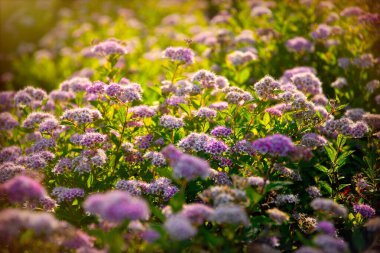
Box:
[0,0,379,252]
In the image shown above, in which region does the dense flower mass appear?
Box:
[162,47,195,65]
[91,40,128,56]
[0,0,379,252]
[83,191,150,223]
[251,134,295,157]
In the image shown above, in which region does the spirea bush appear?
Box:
[0,0,379,252]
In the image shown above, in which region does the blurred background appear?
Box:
[0,0,203,91]
[0,0,379,113]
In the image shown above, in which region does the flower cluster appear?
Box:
[51,187,85,203]
[0,1,378,252]
[162,47,195,65]
[83,191,150,223]
[252,134,295,157]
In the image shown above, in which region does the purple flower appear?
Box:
[227,51,257,66]
[161,144,183,163]
[172,154,210,181]
[144,151,167,167]
[353,203,376,218]
[49,90,74,101]
[291,72,322,95]
[191,70,216,88]
[211,126,232,137]
[232,139,255,155]
[116,179,149,196]
[251,6,272,17]
[340,6,364,17]
[53,158,72,174]
[210,204,249,226]
[225,88,253,104]
[38,118,59,132]
[159,115,184,129]
[165,95,187,106]
[0,146,22,163]
[0,208,62,239]
[350,121,369,138]
[247,176,266,187]
[254,75,281,100]
[162,47,195,65]
[306,186,322,198]
[317,221,336,235]
[210,102,228,110]
[311,24,331,40]
[61,108,102,124]
[301,133,327,147]
[0,162,25,183]
[366,80,380,93]
[1,175,46,203]
[205,139,228,155]
[252,134,295,157]
[14,90,33,106]
[148,177,178,201]
[338,57,350,69]
[194,107,217,119]
[164,214,197,240]
[215,76,229,89]
[286,37,314,53]
[28,138,56,153]
[273,163,302,181]
[141,229,160,243]
[62,230,94,249]
[0,91,14,112]
[25,153,48,169]
[135,134,153,149]
[79,132,106,147]
[52,187,85,203]
[311,198,347,217]
[353,53,375,69]
[181,203,214,224]
[265,103,289,116]
[23,112,54,128]
[314,235,348,253]
[91,40,128,56]
[130,105,156,118]
[178,132,210,152]
[83,190,150,223]
[105,82,142,103]
[174,80,200,96]
[282,66,316,81]
[266,208,290,224]
[0,112,18,130]
[331,77,347,89]
[209,169,232,185]
[275,194,299,205]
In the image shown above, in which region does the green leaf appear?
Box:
[72,199,79,206]
[336,134,346,149]
[246,188,263,206]
[262,112,270,125]
[169,190,185,212]
[324,144,337,162]
[325,103,332,113]
[239,68,250,83]
[265,181,293,192]
[336,103,348,112]
[87,173,94,188]
[150,205,165,222]
[318,181,332,196]
[178,104,191,116]
[335,150,354,168]
[315,164,329,173]
[338,183,351,191]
